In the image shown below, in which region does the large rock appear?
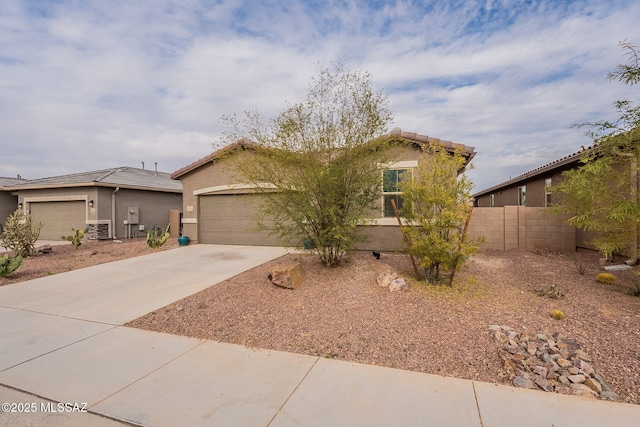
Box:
[489,325,620,401]
[376,271,397,287]
[267,262,304,289]
[389,278,409,292]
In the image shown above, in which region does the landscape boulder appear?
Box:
[36,244,53,255]
[376,271,397,287]
[268,262,304,289]
[389,278,409,292]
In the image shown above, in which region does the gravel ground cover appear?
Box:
[3,239,638,404]
[126,248,640,405]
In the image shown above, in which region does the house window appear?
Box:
[490,194,495,207]
[382,168,411,217]
[518,185,526,206]
[544,178,552,207]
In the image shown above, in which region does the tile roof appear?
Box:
[473,147,589,198]
[0,176,28,188]
[388,127,476,159]
[4,167,182,192]
[171,129,475,179]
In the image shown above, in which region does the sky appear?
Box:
[1,0,639,191]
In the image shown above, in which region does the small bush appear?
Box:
[550,309,565,320]
[0,254,23,277]
[596,272,616,285]
[575,262,586,275]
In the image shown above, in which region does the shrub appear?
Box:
[1,209,44,257]
[146,225,170,249]
[0,254,23,277]
[596,272,616,284]
[550,309,565,320]
[61,228,88,249]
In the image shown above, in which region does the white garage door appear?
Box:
[199,194,279,245]
[30,201,86,240]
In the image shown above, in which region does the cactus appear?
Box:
[0,254,23,277]
[146,225,170,249]
[1,209,44,257]
[596,272,616,285]
[550,309,565,321]
[61,228,88,249]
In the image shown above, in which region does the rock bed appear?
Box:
[490,325,620,400]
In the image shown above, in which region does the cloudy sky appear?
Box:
[1,0,638,191]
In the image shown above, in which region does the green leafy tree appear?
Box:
[400,145,479,285]
[221,61,393,266]
[1,209,44,257]
[554,40,640,259]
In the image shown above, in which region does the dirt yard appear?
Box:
[3,240,639,404]
[0,238,179,285]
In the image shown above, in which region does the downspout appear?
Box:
[112,187,120,239]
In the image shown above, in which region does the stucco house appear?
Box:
[172,128,475,251]
[469,147,596,253]
[473,149,585,208]
[3,167,182,240]
[0,176,28,233]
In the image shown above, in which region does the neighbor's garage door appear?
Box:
[30,201,86,240]
[199,194,278,245]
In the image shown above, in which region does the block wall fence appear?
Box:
[467,207,576,253]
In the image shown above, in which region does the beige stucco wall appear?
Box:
[178,144,425,246]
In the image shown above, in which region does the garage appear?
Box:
[30,201,87,240]
[199,194,279,245]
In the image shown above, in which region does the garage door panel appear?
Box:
[30,201,86,240]
[199,195,278,245]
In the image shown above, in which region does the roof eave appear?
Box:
[473,151,584,198]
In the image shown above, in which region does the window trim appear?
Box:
[518,185,526,206]
[544,178,552,207]
[381,167,414,218]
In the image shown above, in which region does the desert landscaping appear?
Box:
[2,239,639,405]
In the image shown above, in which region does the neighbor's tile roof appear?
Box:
[473,147,588,198]
[0,176,28,188]
[5,167,182,192]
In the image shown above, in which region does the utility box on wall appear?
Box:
[128,207,139,224]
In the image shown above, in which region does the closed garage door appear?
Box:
[199,194,278,245]
[30,201,86,240]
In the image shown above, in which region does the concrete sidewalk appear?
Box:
[1,245,639,426]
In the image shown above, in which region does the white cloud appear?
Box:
[0,0,638,191]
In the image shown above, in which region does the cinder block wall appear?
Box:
[469,207,576,252]
[467,206,505,250]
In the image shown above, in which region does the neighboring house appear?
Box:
[0,176,28,233]
[469,148,588,253]
[473,149,585,208]
[172,128,475,251]
[4,167,183,240]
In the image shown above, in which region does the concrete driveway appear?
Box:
[2,244,640,426]
[0,244,288,325]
